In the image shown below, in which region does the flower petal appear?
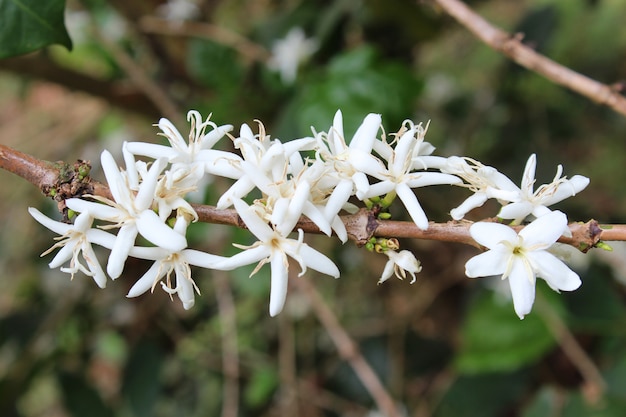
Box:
[136,210,187,251]
[464,248,509,278]
[507,258,536,319]
[469,222,517,249]
[127,261,163,297]
[528,251,581,291]
[518,210,567,248]
[396,182,428,230]
[269,253,289,317]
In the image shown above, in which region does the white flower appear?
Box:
[448,155,589,224]
[156,0,200,22]
[66,150,187,279]
[465,211,582,319]
[267,27,318,84]
[497,154,589,223]
[214,199,340,317]
[316,110,382,216]
[358,121,461,229]
[126,217,225,309]
[378,250,422,284]
[28,208,116,288]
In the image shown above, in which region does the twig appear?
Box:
[535,294,606,398]
[430,0,626,118]
[139,16,269,63]
[0,143,622,249]
[92,28,184,126]
[294,278,401,417]
[214,271,240,417]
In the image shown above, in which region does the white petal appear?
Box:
[136,210,187,251]
[396,183,428,230]
[528,251,581,291]
[158,117,187,149]
[295,244,340,278]
[86,229,118,250]
[48,243,75,268]
[302,202,332,236]
[182,249,227,268]
[469,222,517,249]
[519,210,567,248]
[100,150,126,204]
[450,193,488,220]
[82,243,108,288]
[269,254,289,317]
[108,224,137,278]
[497,201,533,221]
[507,258,536,319]
[330,110,345,151]
[135,158,166,210]
[214,245,271,271]
[177,276,196,310]
[127,262,163,297]
[521,154,537,194]
[464,248,509,278]
[200,124,233,149]
[390,128,416,173]
[125,142,175,161]
[350,113,381,153]
[379,260,395,284]
[405,172,461,188]
[65,198,120,222]
[28,207,72,235]
[324,179,353,220]
[362,181,395,199]
[541,175,590,206]
[232,199,274,242]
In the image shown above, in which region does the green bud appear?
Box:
[67,209,77,220]
[596,241,613,251]
[77,165,91,179]
[365,242,374,251]
[48,188,57,197]
[378,212,392,220]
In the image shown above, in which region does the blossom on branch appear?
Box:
[214,198,340,317]
[28,208,116,288]
[464,210,581,319]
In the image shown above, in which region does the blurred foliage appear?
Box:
[2,0,626,416]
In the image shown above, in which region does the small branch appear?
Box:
[0,143,621,250]
[294,278,401,417]
[535,294,606,398]
[430,0,626,118]
[214,272,240,417]
[92,27,184,126]
[138,16,269,63]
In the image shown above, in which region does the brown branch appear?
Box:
[0,143,620,250]
[0,54,162,119]
[430,0,626,118]
[138,16,269,63]
[294,278,401,417]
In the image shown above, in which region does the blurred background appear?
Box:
[2,0,626,416]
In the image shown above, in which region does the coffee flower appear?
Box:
[378,249,422,284]
[465,211,581,319]
[29,208,116,288]
[66,150,187,278]
[214,199,340,317]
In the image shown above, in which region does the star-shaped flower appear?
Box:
[378,249,422,284]
[214,198,340,317]
[464,210,581,319]
[358,121,461,229]
[29,208,116,288]
[66,150,187,278]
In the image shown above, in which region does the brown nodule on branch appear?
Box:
[0,143,617,251]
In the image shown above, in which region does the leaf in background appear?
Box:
[58,371,114,417]
[0,0,72,59]
[455,286,558,374]
[288,45,422,137]
[435,370,530,417]
[122,340,163,417]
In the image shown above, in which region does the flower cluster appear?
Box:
[30,109,589,318]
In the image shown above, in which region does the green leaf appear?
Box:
[289,45,422,136]
[435,370,529,417]
[455,288,557,374]
[0,0,72,59]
